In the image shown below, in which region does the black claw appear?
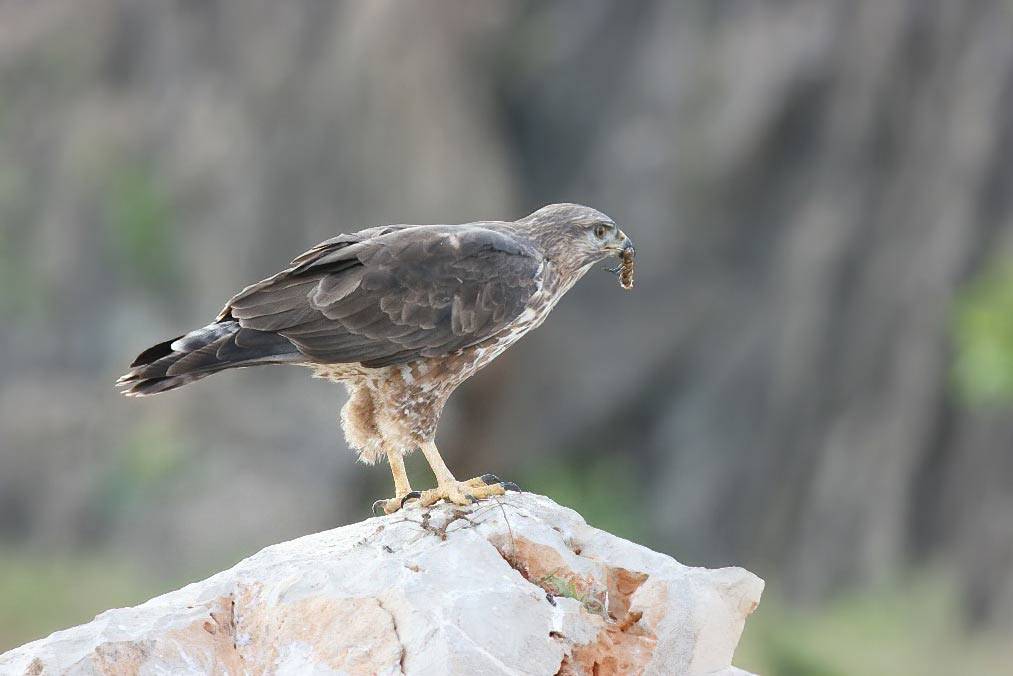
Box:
[400,491,422,508]
[479,473,502,485]
[500,481,522,492]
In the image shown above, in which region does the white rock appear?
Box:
[0,493,763,675]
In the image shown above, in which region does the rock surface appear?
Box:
[0,494,763,675]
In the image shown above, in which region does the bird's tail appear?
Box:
[117,320,299,396]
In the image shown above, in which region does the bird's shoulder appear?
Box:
[218,221,542,322]
[299,222,540,270]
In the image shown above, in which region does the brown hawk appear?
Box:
[118,203,635,513]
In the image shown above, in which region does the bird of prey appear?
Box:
[118,203,635,514]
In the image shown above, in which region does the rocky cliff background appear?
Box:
[2,1,1013,673]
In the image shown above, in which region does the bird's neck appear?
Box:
[543,259,595,298]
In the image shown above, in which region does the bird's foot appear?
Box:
[470,474,522,493]
[374,476,520,514]
[372,490,422,516]
[418,481,503,507]
[418,474,521,508]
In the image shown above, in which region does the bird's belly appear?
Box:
[307,362,373,382]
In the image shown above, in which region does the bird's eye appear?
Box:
[594,223,609,239]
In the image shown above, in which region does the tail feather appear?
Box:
[129,334,184,368]
[118,320,299,396]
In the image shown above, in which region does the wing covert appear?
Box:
[219,225,543,368]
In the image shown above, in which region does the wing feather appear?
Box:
[217,225,543,368]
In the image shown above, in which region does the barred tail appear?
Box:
[117,320,299,397]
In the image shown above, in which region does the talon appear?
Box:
[471,474,520,492]
[373,491,423,516]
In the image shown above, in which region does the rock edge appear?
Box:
[0,493,763,675]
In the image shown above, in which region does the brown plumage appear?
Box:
[118,203,635,512]
[619,247,636,290]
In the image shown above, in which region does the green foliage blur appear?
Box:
[91,422,190,523]
[737,574,1013,676]
[0,554,161,652]
[0,169,43,318]
[102,161,179,289]
[516,453,649,545]
[952,256,1013,406]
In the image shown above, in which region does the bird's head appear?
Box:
[517,203,635,280]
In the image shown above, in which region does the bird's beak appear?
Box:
[605,229,636,278]
[618,229,635,257]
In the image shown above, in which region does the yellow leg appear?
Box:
[376,447,415,515]
[388,447,411,497]
[417,440,506,507]
[418,439,456,485]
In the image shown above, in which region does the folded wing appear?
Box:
[220,225,544,368]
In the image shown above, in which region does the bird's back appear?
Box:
[118,220,545,395]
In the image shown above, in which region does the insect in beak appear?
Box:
[605,235,635,290]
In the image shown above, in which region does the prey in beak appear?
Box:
[606,232,636,290]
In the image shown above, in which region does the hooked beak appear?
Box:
[619,229,635,256]
[605,229,635,276]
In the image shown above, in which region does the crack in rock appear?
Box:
[490,533,657,675]
[375,597,407,676]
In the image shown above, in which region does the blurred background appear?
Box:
[2,1,1013,673]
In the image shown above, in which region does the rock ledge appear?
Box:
[0,494,762,675]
